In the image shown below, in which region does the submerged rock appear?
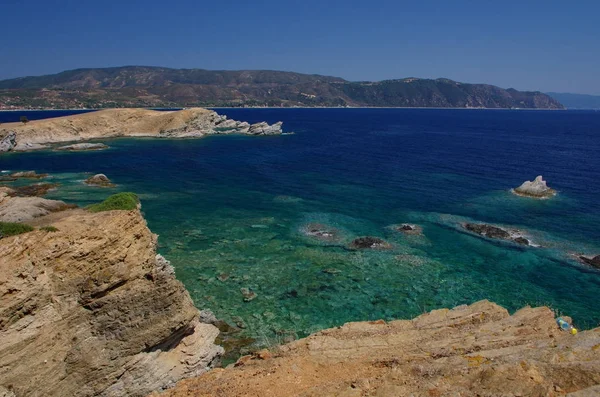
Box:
[10,182,59,197]
[349,236,392,250]
[513,175,556,198]
[464,223,530,246]
[579,255,600,269]
[5,170,48,179]
[394,223,423,235]
[241,288,257,302]
[56,142,109,151]
[84,173,115,187]
[301,223,341,243]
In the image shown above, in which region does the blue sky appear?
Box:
[1,0,599,94]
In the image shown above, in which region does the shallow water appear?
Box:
[2,108,600,348]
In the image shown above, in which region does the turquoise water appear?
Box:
[2,108,600,350]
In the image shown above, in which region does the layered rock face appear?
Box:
[0,208,223,396]
[159,300,600,397]
[0,108,284,152]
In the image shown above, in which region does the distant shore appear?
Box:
[0,106,572,112]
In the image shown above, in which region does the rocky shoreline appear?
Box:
[0,176,599,396]
[0,108,285,153]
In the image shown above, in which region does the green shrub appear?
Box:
[88,192,139,213]
[0,222,34,238]
[40,226,59,232]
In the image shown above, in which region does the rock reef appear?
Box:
[513,175,557,198]
[157,300,600,397]
[580,255,600,269]
[0,203,223,396]
[0,108,285,153]
[464,223,530,246]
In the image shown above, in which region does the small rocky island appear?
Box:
[464,223,531,246]
[0,108,285,153]
[512,175,556,198]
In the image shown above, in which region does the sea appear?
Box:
[1,108,600,349]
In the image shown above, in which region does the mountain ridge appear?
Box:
[0,66,564,109]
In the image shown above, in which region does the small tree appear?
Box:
[20,116,29,124]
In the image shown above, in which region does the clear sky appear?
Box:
[1,0,599,94]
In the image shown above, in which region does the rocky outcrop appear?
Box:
[513,175,557,198]
[464,223,530,246]
[56,143,109,151]
[0,208,223,397]
[580,255,600,269]
[0,108,284,152]
[0,188,73,222]
[394,223,423,235]
[349,236,392,250]
[157,300,600,397]
[3,170,48,179]
[85,174,115,187]
[0,131,16,152]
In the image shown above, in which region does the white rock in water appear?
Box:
[513,175,556,198]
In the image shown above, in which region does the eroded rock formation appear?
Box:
[513,175,557,198]
[0,207,223,396]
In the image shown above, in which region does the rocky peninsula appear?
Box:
[0,108,284,153]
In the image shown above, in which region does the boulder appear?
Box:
[55,143,109,151]
[0,131,17,152]
[349,236,392,250]
[85,173,115,187]
[513,175,556,198]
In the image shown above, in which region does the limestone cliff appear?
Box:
[0,108,284,152]
[0,207,223,396]
[158,300,600,397]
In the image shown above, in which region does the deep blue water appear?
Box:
[2,108,600,345]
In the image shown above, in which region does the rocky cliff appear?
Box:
[0,205,223,397]
[0,107,284,152]
[0,66,564,109]
[157,300,600,397]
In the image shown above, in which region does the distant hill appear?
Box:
[547,92,600,109]
[0,66,564,109]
